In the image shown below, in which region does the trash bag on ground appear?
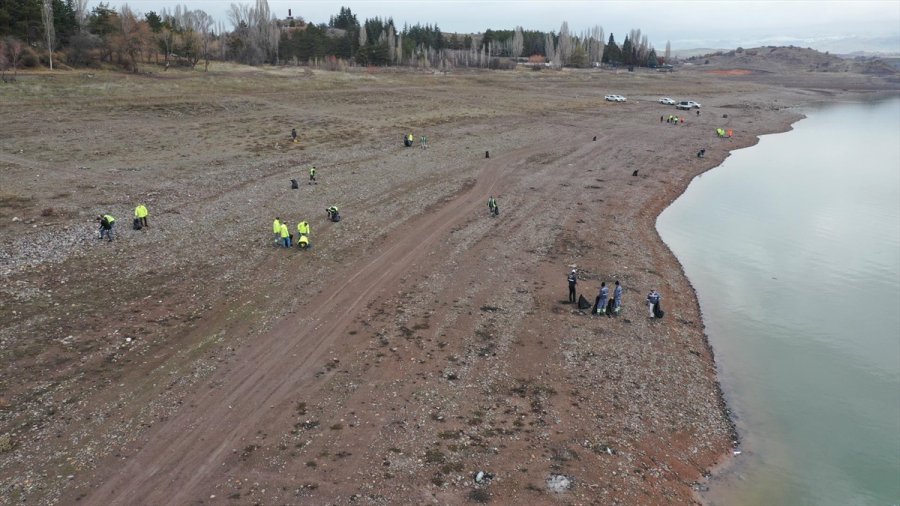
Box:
[577,294,591,310]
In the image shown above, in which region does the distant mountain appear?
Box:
[679,46,898,76]
[670,35,899,59]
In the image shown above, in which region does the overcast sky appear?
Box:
[100,0,900,53]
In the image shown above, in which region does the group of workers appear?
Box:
[592,279,624,317]
[95,203,150,241]
[273,217,311,249]
[568,269,662,319]
[403,133,428,149]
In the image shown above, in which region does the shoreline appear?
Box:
[644,105,806,504]
[662,112,806,504]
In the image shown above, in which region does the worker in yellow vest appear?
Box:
[273,217,282,246]
[134,204,149,229]
[280,221,291,248]
[297,220,311,248]
[97,214,116,241]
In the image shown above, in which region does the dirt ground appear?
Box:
[0,63,895,505]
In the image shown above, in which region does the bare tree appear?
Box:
[544,32,556,67]
[41,0,55,70]
[589,25,605,66]
[73,0,89,32]
[194,10,214,70]
[4,37,23,78]
[250,0,278,64]
[228,1,278,65]
[557,22,572,65]
[217,21,228,60]
[358,24,367,48]
[640,34,650,64]
[0,39,7,82]
[511,26,524,60]
[175,7,199,68]
[665,41,671,63]
[387,25,395,64]
[119,5,141,71]
[227,3,250,28]
[158,8,176,67]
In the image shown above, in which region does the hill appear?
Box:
[683,46,898,76]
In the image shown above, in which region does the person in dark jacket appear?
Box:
[97,214,116,242]
[567,269,577,303]
[646,289,661,318]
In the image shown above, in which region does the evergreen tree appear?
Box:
[569,45,587,67]
[145,11,162,32]
[0,0,42,43]
[52,0,77,45]
[329,7,357,30]
[621,35,632,65]
[602,33,620,64]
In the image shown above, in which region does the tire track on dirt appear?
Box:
[80,127,590,505]
[0,152,53,171]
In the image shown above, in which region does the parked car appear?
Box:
[677,100,702,109]
[658,97,675,105]
[605,95,627,102]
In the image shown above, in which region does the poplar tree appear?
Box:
[41,0,54,69]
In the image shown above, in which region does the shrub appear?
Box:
[21,47,39,68]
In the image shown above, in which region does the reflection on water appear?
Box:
[657,98,900,506]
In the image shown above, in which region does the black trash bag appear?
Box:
[577,294,592,310]
[291,179,299,189]
[653,302,664,319]
[606,297,616,317]
[133,218,142,230]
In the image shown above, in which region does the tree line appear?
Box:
[0,0,668,75]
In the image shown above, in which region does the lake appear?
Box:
[657,97,900,506]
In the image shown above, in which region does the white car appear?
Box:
[605,95,626,102]
[677,100,702,109]
[658,97,675,105]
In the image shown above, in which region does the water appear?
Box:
[657,98,900,506]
